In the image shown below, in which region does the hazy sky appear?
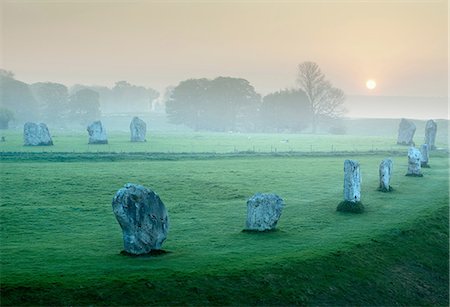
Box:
[1,1,448,103]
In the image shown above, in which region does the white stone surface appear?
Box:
[246,193,284,231]
[379,158,393,191]
[87,121,108,144]
[112,183,169,255]
[23,122,53,146]
[406,147,422,176]
[130,117,147,142]
[344,159,361,202]
[397,118,416,146]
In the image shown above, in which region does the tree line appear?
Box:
[0,70,160,129]
[0,62,346,133]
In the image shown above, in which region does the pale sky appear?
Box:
[1,1,448,105]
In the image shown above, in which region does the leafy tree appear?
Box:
[297,62,346,133]
[260,89,311,132]
[68,88,101,125]
[0,107,14,129]
[110,81,159,113]
[166,77,260,132]
[30,82,69,126]
[0,70,39,123]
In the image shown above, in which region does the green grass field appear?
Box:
[0,131,449,305]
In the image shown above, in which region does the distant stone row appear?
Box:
[397,118,437,150]
[113,147,430,255]
[23,117,147,146]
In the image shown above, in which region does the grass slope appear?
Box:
[0,152,448,305]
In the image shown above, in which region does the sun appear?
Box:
[366,79,377,90]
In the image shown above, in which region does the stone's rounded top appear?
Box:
[344,159,359,165]
[247,193,284,205]
[426,119,437,128]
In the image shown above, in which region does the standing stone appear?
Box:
[130,117,147,142]
[245,193,284,231]
[112,183,169,255]
[337,160,364,213]
[378,158,393,192]
[23,122,53,146]
[87,121,108,144]
[419,144,429,168]
[406,147,423,177]
[424,120,437,150]
[397,118,416,146]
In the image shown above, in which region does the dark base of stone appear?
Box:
[88,140,108,144]
[378,186,394,193]
[120,249,169,257]
[24,142,53,146]
[421,163,430,168]
[405,173,423,177]
[242,228,279,233]
[337,201,364,213]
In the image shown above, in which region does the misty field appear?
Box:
[1,138,448,305]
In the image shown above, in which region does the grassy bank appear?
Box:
[1,153,448,305]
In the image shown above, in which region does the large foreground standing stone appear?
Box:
[337,160,364,213]
[112,183,169,255]
[87,121,108,144]
[424,120,437,150]
[245,193,284,231]
[130,117,147,142]
[397,118,416,146]
[23,122,53,146]
[406,147,422,177]
[420,144,429,168]
[378,158,393,192]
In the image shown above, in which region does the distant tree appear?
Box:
[0,70,39,123]
[260,89,311,132]
[110,81,159,113]
[68,88,101,125]
[30,82,69,126]
[166,77,260,131]
[166,78,209,130]
[297,62,346,133]
[0,108,15,129]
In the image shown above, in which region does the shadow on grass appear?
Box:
[119,249,171,257]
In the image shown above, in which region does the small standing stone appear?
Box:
[378,158,393,192]
[245,193,284,231]
[112,183,169,255]
[337,160,364,213]
[23,122,53,146]
[87,121,108,144]
[130,117,147,142]
[406,147,423,177]
[420,144,430,168]
[424,120,437,150]
[397,118,416,146]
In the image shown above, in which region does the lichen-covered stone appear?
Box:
[245,193,284,231]
[397,118,416,146]
[424,120,437,150]
[87,121,108,144]
[378,158,393,192]
[343,159,361,202]
[112,183,169,255]
[23,122,53,146]
[130,117,147,142]
[406,147,423,177]
[420,144,429,168]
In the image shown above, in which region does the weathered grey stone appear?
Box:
[420,144,429,168]
[343,159,361,202]
[245,193,284,231]
[130,117,147,142]
[397,118,416,146]
[424,120,437,150]
[87,121,108,144]
[406,147,422,176]
[23,122,53,146]
[112,183,169,255]
[378,158,393,192]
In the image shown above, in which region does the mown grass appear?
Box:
[2,130,447,153]
[0,150,448,305]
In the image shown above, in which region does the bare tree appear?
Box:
[297,62,346,133]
